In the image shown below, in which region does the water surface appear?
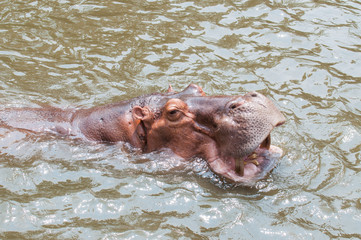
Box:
[0,0,360,239]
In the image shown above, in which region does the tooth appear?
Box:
[260,134,271,149]
[247,160,259,166]
[249,152,258,160]
[235,157,244,176]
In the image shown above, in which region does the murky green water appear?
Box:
[0,0,360,239]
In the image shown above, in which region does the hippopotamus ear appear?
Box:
[132,106,153,128]
[167,84,175,93]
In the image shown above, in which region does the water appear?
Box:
[0,0,360,239]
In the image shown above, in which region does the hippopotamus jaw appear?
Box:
[184,92,285,183]
[200,127,284,184]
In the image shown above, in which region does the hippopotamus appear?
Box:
[0,84,285,184]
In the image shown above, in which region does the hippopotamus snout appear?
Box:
[227,91,286,128]
[210,91,286,178]
[216,92,285,158]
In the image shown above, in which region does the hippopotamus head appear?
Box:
[132,84,285,184]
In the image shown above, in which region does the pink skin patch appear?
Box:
[241,145,283,180]
[209,144,283,185]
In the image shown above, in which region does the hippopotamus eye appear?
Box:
[164,98,188,121]
[166,108,182,121]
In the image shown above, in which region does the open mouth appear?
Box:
[235,133,273,176]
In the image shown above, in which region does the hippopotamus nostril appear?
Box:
[230,104,237,109]
[228,100,245,110]
[251,93,258,97]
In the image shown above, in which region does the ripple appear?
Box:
[1,0,361,239]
